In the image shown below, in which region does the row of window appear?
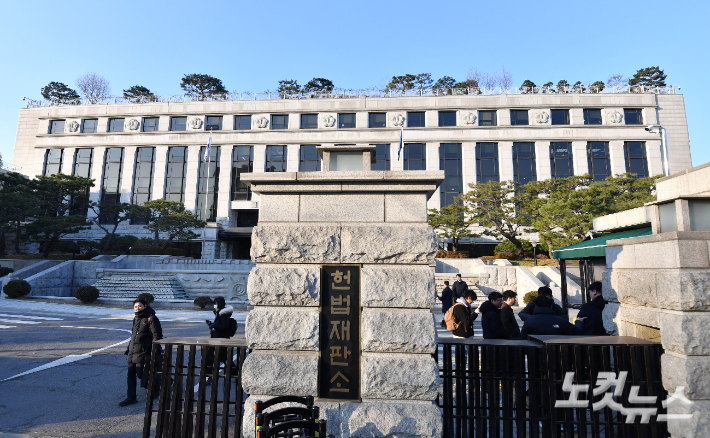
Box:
[47,108,646,134]
[42,140,650,221]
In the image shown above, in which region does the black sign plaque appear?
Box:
[319,264,360,401]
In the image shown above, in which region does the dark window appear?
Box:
[438,111,456,126]
[551,109,570,125]
[142,117,159,132]
[197,146,220,222]
[164,147,187,203]
[81,119,98,133]
[72,149,93,178]
[71,148,93,216]
[371,144,391,171]
[131,148,155,206]
[479,110,497,126]
[100,148,124,224]
[237,210,259,227]
[338,113,356,128]
[108,118,124,132]
[235,115,252,130]
[624,109,644,125]
[130,148,155,224]
[369,113,386,128]
[403,144,426,170]
[231,146,254,201]
[583,109,602,125]
[510,110,529,125]
[476,143,499,182]
[587,141,611,181]
[49,120,65,134]
[299,145,321,171]
[271,115,288,130]
[407,112,425,127]
[301,114,318,129]
[265,145,287,172]
[170,117,187,131]
[550,142,574,178]
[439,143,463,207]
[205,116,222,131]
[624,141,649,177]
[43,149,63,176]
[513,142,537,184]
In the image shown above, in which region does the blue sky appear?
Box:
[1,0,708,168]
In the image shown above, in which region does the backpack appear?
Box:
[227,318,238,338]
[444,303,466,331]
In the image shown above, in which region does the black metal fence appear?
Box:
[437,336,668,438]
[143,337,248,438]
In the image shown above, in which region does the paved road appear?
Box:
[0,300,247,438]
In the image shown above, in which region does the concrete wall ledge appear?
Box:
[607,231,710,246]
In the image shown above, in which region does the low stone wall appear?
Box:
[25,261,75,297]
[0,259,45,271]
[1,260,64,293]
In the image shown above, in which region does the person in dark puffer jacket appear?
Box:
[120,297,163,407]
[205,296,237,380]
[452,289,478,338]
[480,291,510,339]
[520,296,581,338]
[575,282,608,336]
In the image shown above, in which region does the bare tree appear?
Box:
[76,73,111,103]
[606,73,628,88]
[466,68,482,86]
[499,66,513,88]
[481,71,499,88]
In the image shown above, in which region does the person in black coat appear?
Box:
[520,296,581,338]
[480,291,510,339]
[438,281,455,328]
[452,289,478,338]
[500,290,521,338]
[519,286,565,321]
[575,282,608,335]
[120,297,163,407]
[451,274,468,300]
[205,296,237,380]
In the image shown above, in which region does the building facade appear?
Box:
[12,87,692,258]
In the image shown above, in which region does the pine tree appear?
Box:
[180,74,228,99]
[40,82,80,103]
[628,66,667,87]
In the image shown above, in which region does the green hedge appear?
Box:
[523,290,538,305]
[194,296,214,309]
[74,285,100,303]
[130,247,186,257]
[3,280,31,298]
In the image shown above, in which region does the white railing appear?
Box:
[24,85,678,109]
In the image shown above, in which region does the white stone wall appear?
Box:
[12,93,692,246]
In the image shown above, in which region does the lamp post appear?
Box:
[532,240,539,266]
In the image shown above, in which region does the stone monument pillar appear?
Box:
[239,152,444,438]
[602,163,710,438]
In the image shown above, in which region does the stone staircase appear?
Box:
[93,272,189,300]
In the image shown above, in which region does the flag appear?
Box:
[204,131,212,161]
[397,125,403,161]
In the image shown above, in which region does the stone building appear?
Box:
[11,86,692,258]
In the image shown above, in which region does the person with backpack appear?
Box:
[444,289,478,338]
[120,297,163,407]
[204,296,237,383]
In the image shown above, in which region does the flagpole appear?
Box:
[201,130,212,257]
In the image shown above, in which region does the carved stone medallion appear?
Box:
[189,117,203,129]
[322,114,336,128]
[255,116,269,128]
[607,110,623,124]
[534,111,549,124]
[127,119,140,130]
[462,112,477,125]
[390,113,405,127]
[67,120,79,132]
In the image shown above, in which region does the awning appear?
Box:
[552,227,652,259]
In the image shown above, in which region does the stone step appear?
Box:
[94,274,189,300]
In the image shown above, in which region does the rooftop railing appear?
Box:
[24,85,678,109]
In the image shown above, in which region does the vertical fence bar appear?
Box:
[220,347,233,438]
[194,346,209,438]
[183,346,198,438]
[168,344,185,438]
[207,346,222,438]
[143,343,161,437]
[157,344,173,438]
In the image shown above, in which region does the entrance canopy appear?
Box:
[552,227,652,260]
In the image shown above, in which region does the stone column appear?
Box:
[184,145,201,213]
[535,141,552,180]
[609,140,627,176]
[240,170,444,438]
[572,141,588,176]
[120,147,137,203]
[498,141,514,182]
[87,147,106,220]
[61,148,75,175]
[216,144,233,223]
[152,146,169,201]
[603,231,710,438]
